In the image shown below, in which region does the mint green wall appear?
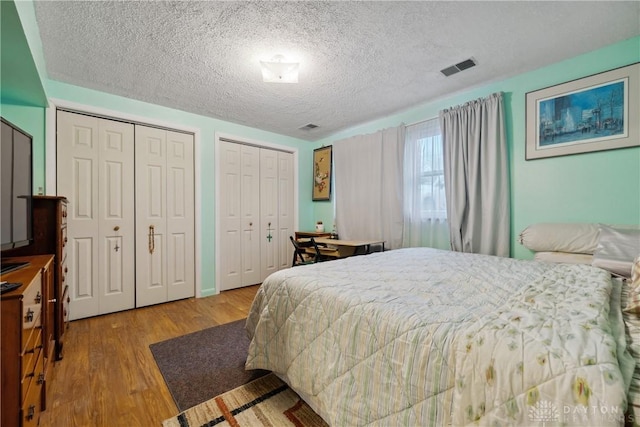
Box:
[1,0,48,194]
[315,36,640,260]
[0,104,47,192]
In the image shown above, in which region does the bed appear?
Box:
[245,239,638,425]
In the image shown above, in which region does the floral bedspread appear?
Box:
[245,248,632,426]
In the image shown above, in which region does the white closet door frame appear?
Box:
[214,133,299,294]
[45,98,203,297]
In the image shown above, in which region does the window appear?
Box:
[404,118,446,220]
[402,118,449,248]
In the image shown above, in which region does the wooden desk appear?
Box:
[314,238,385,258]
[294,231,332,240]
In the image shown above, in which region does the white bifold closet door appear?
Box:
[57,111,195,319]
[218,140,294,291]
[135,126,195,307]
[57,111,136,319]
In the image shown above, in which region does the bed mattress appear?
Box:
[246,248,634,426]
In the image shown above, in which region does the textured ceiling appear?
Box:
[34,1,640,141]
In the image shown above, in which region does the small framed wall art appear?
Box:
[525,62,639,160]
[312,145,332,201]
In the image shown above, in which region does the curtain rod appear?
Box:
[406,115,438,127]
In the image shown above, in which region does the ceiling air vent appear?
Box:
[440,58,476,77]
[299,123,319,131]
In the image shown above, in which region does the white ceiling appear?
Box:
[34,1,640,141]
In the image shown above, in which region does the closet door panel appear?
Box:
[240,145,261,287]
[166,130,194,301]
[73,237,94,302]
[277,152,294,270]
[98,119,135,314]
[260,149,278,281]
[58,112,100,320]
[135,126,168,307]
[57,111,135,319]
[218,141,242,290]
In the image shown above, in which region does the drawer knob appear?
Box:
[26,405,36,420]
[37,373,45,385]
[49,298,57,303]
[35,291,42,304]
[25,308,34,323]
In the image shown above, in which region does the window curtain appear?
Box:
[402,118,450,249]
[333,126,405,249]
[439,92,510,257]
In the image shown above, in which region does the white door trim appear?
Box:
[214,132,299,294]
[45,98,202,298]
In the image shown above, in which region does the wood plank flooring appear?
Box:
[39,285,260,427]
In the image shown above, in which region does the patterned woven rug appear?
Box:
[162,373,328,427]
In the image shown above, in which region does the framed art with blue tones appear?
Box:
[526,63,639,160]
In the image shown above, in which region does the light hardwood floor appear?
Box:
[39,285,260,427]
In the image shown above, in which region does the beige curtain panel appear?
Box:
[439,92,510,257]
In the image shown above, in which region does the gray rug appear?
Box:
[149,319,269,411]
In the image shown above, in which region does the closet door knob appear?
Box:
[114,226,120,231]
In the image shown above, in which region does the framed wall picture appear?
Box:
[312,145,332,201]
[525,62,639,160]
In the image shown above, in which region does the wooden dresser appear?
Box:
[4,196,69,359]
[1,255,54,427]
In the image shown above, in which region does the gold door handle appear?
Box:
[114,226,120,231]
[148,225,155,254]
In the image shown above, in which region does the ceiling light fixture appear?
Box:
[260,55,299,83]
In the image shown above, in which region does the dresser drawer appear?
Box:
[21,326,42,386]
[62,285,70,326]
[21,272,42,309]
[60,225,68,254]
[21,313,41,356]
[60,256,68,289]
[21,350,43,427]
[22,302,42,352]
[60,202,68,226]
[21,274,42,356]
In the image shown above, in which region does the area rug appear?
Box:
[150,319,268,411]
[162,373,328,427]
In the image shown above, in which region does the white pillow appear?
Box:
[533,251,593,265]
[518,223,599,254]
[591,224,640,278]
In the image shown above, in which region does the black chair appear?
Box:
[290,236,333,267]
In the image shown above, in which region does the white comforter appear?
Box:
[245,248,633,426]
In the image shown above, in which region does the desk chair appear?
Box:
[290,236,334,267]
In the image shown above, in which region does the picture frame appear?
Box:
[525,62,639,160]
[312,145,332,201]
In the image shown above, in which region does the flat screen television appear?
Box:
[1,117,33,254]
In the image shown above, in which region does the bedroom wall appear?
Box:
[315,36,640,260]
[1,0,48,192]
